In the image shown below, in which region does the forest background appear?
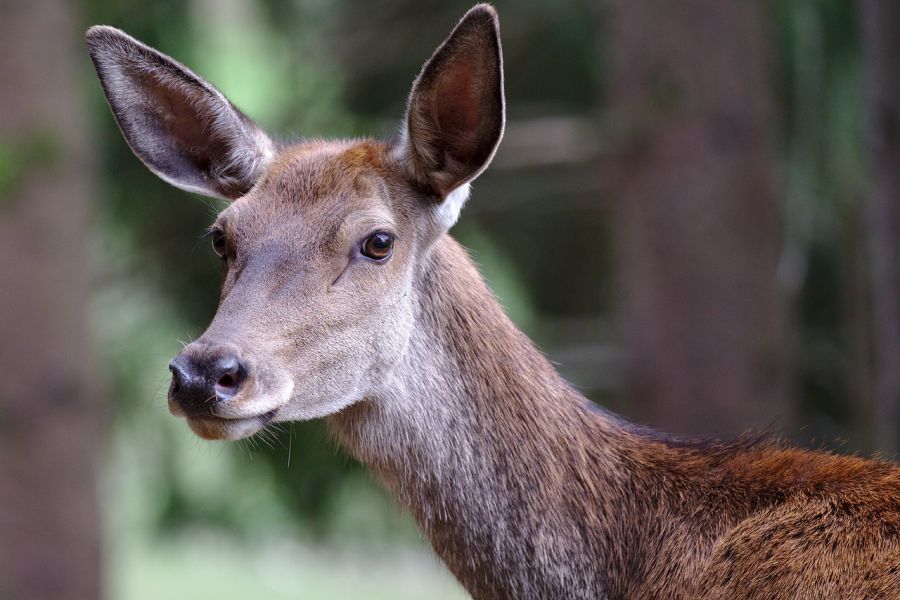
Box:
[0,1,897,598]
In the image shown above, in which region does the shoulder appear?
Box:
[695,493,900,600]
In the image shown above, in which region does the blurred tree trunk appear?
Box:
[608,1,787,436]
[0,2,102,599]
[859,0,900,457]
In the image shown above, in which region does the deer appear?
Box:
[86,5,899,599]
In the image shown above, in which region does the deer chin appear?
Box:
[185,412,277,441]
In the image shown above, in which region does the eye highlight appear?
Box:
[211,229,228,259]
[361,231,394,261]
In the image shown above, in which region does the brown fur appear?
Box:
[331,237,900,599]
[87,5,900,599]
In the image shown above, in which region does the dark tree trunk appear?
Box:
[608,1,787,436]
[0,1,103,599]
[859,0,900,457]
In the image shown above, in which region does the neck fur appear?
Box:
[327,235,894,600]
[329,235,637,599]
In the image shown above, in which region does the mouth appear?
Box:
[184,410,277,441]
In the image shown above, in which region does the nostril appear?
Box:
[213,355,246,398]
[169,357,189,390]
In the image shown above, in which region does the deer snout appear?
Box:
[168,350,248,416]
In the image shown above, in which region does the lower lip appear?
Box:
[185,410,276,440]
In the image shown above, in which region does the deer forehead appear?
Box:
[223,140,405,240]
[258,140,393,204]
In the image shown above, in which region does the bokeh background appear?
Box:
[1,0,897,598]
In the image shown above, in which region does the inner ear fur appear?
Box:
[399,4,505,198]
[86,25,273,200]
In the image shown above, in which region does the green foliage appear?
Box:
[0,129,63,202]
[775,0,870,448]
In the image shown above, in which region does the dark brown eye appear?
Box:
[211,230,228,259]
[361,232,394,261]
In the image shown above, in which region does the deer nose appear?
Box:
[168,351,247,415]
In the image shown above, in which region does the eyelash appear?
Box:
[204,227,229,259]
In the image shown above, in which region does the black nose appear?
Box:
[168,352,247,415]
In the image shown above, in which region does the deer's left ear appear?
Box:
[396,4,505,203]
[86,26,274,200]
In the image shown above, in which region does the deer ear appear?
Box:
[86,26,274,200]
[396,4,505,203]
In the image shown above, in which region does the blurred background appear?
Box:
[0,0,897,598]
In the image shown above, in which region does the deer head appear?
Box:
[86,5,504,440]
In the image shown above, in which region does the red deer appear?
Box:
[86,5,899,599]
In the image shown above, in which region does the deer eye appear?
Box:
[361,232,394,261]
[211,229,228,258]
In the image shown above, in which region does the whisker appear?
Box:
[150,373,172,407]
[287,425,294,468]
[237,440,249,462]
[255,426,277,451]
[257,432,275,451]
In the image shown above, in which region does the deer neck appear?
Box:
[329,235,633,599]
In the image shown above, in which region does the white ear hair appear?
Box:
[432,183,472,230]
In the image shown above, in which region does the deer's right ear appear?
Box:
[395,4,505,213]
[85,26,274,200]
